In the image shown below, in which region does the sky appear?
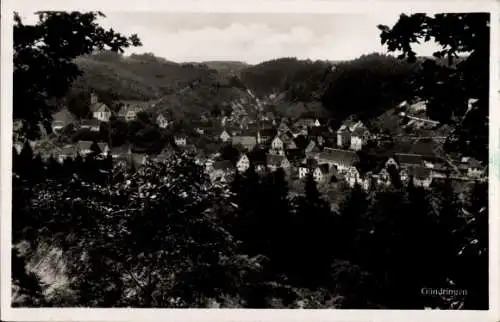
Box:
[18,12,441,64]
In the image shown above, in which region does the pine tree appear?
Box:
[336,183,370,260]
[292,172,334,287]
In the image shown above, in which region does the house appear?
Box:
[313,119,321,127]
[92,104,112,122]
[174,135,188,147]
[236,153,250,172]
[464,158,484,178]
[270,136,285,154]
[336,125,351,148]
[232,136,257,151]
[316,148,359,173]
[118,101,149,121]
[394,153,424,168]
[312,164,330,182]
[80,119,101,132]
[298,158,319,179]
[156,114,169,128]
[220,130,232,142]
[294,118,316,130]
[350,125,370,151]
[408,166,433,188]
[51,107,75,134]
[76,141,109,156]
[58,145,76,163]
[266,154,291,172]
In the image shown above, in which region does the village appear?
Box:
[14,91,487,192]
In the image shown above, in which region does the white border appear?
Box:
[1,1,499,322]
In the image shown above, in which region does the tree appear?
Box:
[14,11,141,139]
[291,172,335,287]
[378,13,490,161]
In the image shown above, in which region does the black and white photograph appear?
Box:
[1,0,499,320]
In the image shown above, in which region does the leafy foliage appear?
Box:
[378,13,490,161]
[14,11,141,139]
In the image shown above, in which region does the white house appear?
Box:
[312,164,329,182]
[220,130,231,142]
[313,119,321,127]
[236,154,250,172]
[174,135,187,147]
[270,136,285,155]
[316,148,359,173]
[350,125,370,151]
[92,104,112,122]
[156,114,169,128]
[336,125,351,148]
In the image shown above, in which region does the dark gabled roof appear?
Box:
[240,129,257,137]
[232,136,257,149]
[318,163,330,174]
[81,119,100,127]
[76,141,93,150]
[317,148,359,165]
[294,118,315,128]
[97,142,109,151]
[89,102,110,113]
[259,128,278,138]
[300,157,319,168]
[394,153,424,166]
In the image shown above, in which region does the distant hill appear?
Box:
[71,52,220,101]
[199,61,250,76]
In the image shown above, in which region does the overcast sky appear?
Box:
[18,12,440,64]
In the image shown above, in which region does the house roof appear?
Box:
[317,148,359,165]
[76,141,93,150]
[318,163,330,174]
[81,119,100,127]
[52,108,75,124]
[89,102,109,113]
[294,118,315,128]
[97,142,109,151]
[232,136,257,151]
[259,128,277,138]
[394,153,424,166]
[267,154,288,167]
[300,158,319,168]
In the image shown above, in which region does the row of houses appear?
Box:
[51,93,171,134]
